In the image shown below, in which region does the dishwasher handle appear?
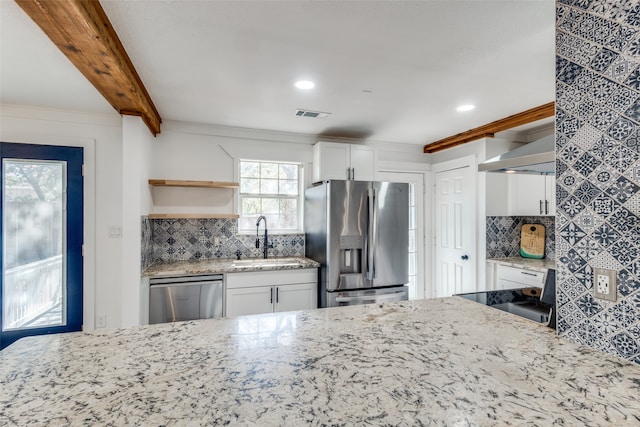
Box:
[149,274,223,286]
[149,280,222,289]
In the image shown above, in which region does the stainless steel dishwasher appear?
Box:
[149,274,224,324]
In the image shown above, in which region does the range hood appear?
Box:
[478,134,555,175]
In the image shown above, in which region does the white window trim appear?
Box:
[235,159,304,235]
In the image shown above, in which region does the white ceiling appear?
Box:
[0,0,555,145]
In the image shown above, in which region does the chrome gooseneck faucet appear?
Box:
[256,215,270,259]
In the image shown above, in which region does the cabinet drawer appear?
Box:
[496,265,545,287]
[226,268,317,289]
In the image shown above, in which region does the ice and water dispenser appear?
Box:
[338,235,364,288]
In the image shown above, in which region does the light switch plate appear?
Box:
[593,268,617,302]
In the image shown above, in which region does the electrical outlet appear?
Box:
[96,315,107,328]
[594,268,617,302]
[108,226,122,238]
[214,237,221,246]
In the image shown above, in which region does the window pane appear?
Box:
[238,161,301,230]
[409,229,416,252]
[261,163,278,178]
[409,183,415,207]
[279,198,297,215]
[240,162,260,178]
[242,198,261,214]
[260,179,278,194]
[3,160,65,330]
[279,179,298,195]
[281,213,297,229]
[241,178,260,194]
[239,216,255,230]
[261,198,279,214]
[279,164,298,180]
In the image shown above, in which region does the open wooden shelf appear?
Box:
[148,179,239,189]
[148,213,239,219]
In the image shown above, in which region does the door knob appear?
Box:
[461,255,469,261]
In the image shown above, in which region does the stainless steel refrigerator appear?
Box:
[305,180,409,308]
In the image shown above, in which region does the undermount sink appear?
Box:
[232,258,303,268]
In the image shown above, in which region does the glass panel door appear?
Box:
[2,159,66,331]
[0,142,83,350]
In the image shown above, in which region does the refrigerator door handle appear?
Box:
[366,187,376,281]
[335,292,405,304]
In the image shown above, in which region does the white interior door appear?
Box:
[434,164,476,297]
[377,171,425,300]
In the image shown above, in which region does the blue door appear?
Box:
[0,142,83,350]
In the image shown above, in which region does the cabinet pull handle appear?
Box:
[539,200,543,215]
[351,168,355,180]
[521,271,537,276]
[270,287,273,304]
[276,287,279,303]
[545,200,549,215]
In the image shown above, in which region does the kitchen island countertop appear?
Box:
[1,297,639,425]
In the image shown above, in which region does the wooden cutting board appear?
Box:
[520,223,545,259]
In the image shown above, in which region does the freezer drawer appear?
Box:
[326,285,408,307]
[149,274,223,324]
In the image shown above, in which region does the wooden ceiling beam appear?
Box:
[15,0,162,135]
[423,102,555,153]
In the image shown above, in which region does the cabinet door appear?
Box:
[226,286,273,317]
[545,175,556,216]
[313,142,350,182]
[512,175,546,216]
[275,283,317,312]
[350,145,376,181]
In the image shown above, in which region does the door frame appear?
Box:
[376,170,427,300]
[0,135,95,332]
[431,155,477,298]
[378,161,431,300]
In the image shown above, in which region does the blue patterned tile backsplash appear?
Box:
[557,0,640,364]
[141,216,153,271]
[486,216,556,259]
[147,218,305,264]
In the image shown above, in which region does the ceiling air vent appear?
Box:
[294,109,331,119]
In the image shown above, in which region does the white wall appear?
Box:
[0,104,123,330]
[121,116,153,327]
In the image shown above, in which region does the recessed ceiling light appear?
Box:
[457,104,476,112]
[294,80,315,90]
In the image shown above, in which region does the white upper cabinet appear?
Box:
[545,175,556,216]
[312,141,376,182]
[488,174,556,216]
[511,174,555,216]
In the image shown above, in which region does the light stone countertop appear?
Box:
[143,256,320,277]
[1,297,639,426]
[487,256,556,272]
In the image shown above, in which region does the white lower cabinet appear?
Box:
[487,262,546,290]
[225,269,317,317]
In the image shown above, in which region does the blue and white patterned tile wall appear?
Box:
[141,216,153,271]
[557,0,640,363]
[486,216,556,259]
[149,218,305,264]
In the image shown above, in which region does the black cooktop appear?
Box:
[458,287,555,328]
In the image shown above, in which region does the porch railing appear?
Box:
[2,255,63,330]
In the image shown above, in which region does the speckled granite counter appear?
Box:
[487,256,556,272]
[143,256,320,277]
[2,297,639,426]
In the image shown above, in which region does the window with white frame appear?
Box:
[238,160,301,232]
